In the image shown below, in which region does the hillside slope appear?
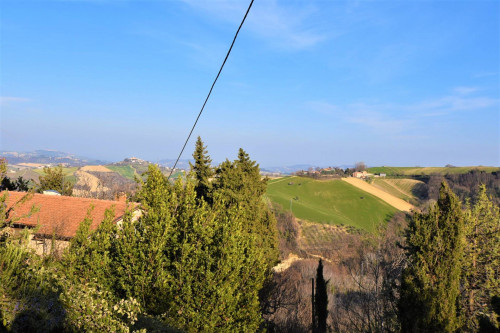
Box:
[266,177,397,232]
[342,177,415,212]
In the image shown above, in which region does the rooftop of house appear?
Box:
[4,191,137,239]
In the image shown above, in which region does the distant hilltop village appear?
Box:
[116,157,149,165]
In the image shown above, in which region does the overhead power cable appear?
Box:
[167,0,254,180]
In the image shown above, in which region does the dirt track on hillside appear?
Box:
[342,177,415,212]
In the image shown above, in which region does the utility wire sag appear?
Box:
[167,0,254,180]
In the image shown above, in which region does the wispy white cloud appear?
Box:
[182,0,327,50]
[307,90,499,133]
[248,1,326,49]
[413,95,497,115]
[346,109,411,133]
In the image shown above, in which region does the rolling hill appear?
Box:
[266,176,397,232]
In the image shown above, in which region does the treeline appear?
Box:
[413,170,500,205]
[0,137,279,332]
[295,168,357,178]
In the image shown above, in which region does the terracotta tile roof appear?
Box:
[4,191,136,239]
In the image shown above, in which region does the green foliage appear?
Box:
[462,185,500,331]
[38,165,74,196]
[315,259,329,333]
[63,161,275,331]
[64,206,117,291]
[213,148,279,271]
[0,233,64,331]
[190,136,214,202]
[399,182,465,332]
[59,281,141,333]
[1,176,31,192]
[113,166,174,314]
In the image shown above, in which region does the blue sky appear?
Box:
[1,0,498,167]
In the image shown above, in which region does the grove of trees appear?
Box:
[0,140,279,332]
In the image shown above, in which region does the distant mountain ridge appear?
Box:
[0,150,109,166]
[2,150,357,173]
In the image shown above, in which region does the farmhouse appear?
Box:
[353,171,368,178]
[4,191,138,255]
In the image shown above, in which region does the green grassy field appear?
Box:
[266,177,397,232]
[367,166,499,176]
[371,178,423,201]
[106,165,137,180]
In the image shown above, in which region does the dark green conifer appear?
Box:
[213,148,279,270]
[190,136,213,202]
[462,185,500,331]
[399,182,465,332]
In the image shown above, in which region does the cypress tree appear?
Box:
[315,259,329,333]
[190,136,213,202]
[213,148,279,270]
[462,185,500,331]
[399,182,465,332]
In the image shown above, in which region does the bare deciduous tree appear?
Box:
[354,162,366,172]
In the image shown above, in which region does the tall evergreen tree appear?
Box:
[462,185,500,331]
[315,259,329,333]
[213,148,279,271]
[190,136,213,202]
[399,182,465,332]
